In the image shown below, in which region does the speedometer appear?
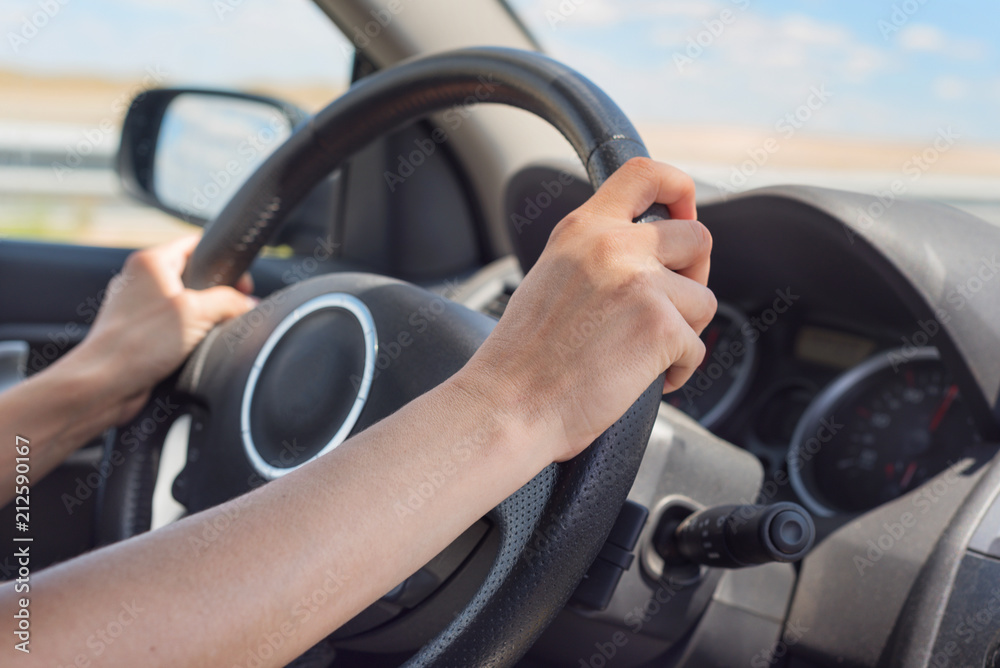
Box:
[788,347,982,517]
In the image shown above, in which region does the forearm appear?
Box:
[0,236,255,509]
[3,369,554,667]
[0,344,129,506]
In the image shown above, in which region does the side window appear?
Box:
[0,0,351,247]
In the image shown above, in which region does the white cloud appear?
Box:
[519,0,732,30]
[567,1,623,26]
[780,13,850,47]
[932,76,969,101]
[897,23,988,61]
[898,24,946,52]
[630,0,728,20]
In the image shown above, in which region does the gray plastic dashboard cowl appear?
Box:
[703,184,1000,432]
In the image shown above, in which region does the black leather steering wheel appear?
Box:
[99,47,668,667]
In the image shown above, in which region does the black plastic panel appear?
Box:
[925,551,1000,666]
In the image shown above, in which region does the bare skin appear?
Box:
[0,235,255,507]
[0,158,715,667]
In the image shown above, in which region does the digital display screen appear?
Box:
[794,326,876,369]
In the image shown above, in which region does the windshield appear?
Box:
[509,0,1000,225]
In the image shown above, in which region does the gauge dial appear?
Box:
[664,302,756,429]
[788,347,982,517]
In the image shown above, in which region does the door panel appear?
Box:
[0,240,132,372]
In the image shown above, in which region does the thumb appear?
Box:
[193,286,258,325]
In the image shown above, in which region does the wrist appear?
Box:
[445,359,566,475]
[4,344,126,470]
[53,341,138,430]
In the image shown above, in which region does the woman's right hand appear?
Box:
[457,157,717,464]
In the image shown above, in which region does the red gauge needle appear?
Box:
[900,461,918,489]
[929,384,959,433]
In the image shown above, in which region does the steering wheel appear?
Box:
[99,47,669,667]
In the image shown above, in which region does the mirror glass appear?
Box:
[153,94,293,221]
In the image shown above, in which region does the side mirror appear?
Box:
[117,89,307,226]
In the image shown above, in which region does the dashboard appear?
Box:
[666,300,988,523]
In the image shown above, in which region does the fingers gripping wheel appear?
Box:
[174,48,669,666]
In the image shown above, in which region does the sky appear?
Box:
[511,0,1000,143]
[1,0,998,144]
[0,0,353,85]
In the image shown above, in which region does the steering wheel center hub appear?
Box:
[240,293,377,479]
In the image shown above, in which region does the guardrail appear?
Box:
[0,121,118,198]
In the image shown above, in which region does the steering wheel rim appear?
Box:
[182,46,668,289]
[104,47,670,667]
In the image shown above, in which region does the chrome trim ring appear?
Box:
[240,293,377,480]
[787,346,939,517]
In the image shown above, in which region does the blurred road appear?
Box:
[1,116,999,250]
[0,120,193,247]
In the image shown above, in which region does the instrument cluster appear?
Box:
[664,302,988,517]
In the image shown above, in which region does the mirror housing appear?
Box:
[117,88,307,226]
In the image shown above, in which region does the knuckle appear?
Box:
[688,333,708,365]
[685,219,712,256]
[591,230,626,266]
[552,211,586,238]
[123,248,155,273]
[634,217,662,246]
[676,172,696,198]
[656,307,704,368]
[649,299,681,341]
[621,261,659,299]
[622,156,657,181]
[166,291,191,316]
[694,287,718,330]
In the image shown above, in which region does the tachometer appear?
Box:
[664,302,756,429]
[788,347,982,517]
